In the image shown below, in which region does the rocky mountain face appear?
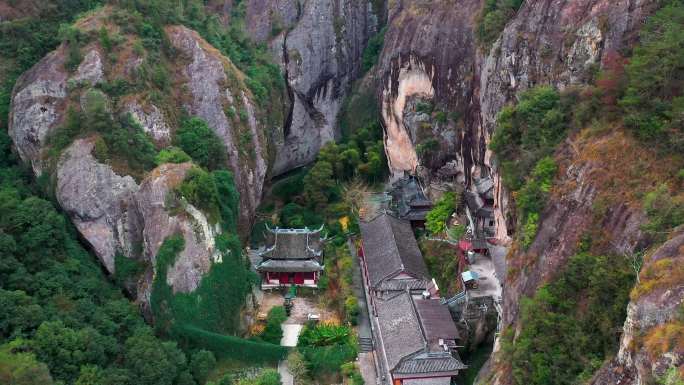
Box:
[591,229,684,385]
[377,0,657,240]
[8,0,378,317]
[8,9,271,312]
[372,0,678,383]
[245,0,378,175]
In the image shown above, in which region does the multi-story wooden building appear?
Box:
[256,226,325,289]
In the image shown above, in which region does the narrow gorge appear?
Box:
[1,0,682,384]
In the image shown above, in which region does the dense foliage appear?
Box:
[490,86,568,192]
[476,0,524,47]
[490,86,574,248]
[504,253,634,385]
[175,117,229,171]
[361,26,387,72]
[174,167,239,228]
[425,191,458,234]
[300,121,387,211]
[258,306,287,345]
[297,323,358,382]
[620,2,684,153]
[0,131,202,385]
[150,234,254,336]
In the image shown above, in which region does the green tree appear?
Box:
[0,290,44,340]
[124,327,186,385]
[0,340,54,385]
[155,147,192,165]
[260,306,287,344]
[425,192,458,234]
[505,253,634,385]
[303,161,335,209]
[190,350,216,384]
[620,2,684,152]
[32,321,115,382]
[175,117,228,171]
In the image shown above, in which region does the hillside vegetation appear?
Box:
[0,0,289,383]
[495,3,684,384]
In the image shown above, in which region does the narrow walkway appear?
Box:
[348,239,372,343]
[280,324,303,347]
[278,360,293,385]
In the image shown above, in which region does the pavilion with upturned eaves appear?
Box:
[256,225,326,289]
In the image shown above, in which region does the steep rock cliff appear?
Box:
[8,9,270,311]
[245,0,378,175]
[377,0,657,238]
[374,0,671,382]
[591,230,684,385]
[166,25,268,231]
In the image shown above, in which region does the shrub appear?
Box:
[114,254,145,287]
[299,343,357,380]
[174,117,228,171]
[298,324,351,348]
[425,192,458,235]
[504,253,634,385]
[434,110,447,124]
[99,26,113,53]
[642,184,684,239]
[260,306,287,344]
[447,224,466,241]
[155,147,192,165]
[177,167,221,222]
[619,2,684,153]
[280,203,323,228]
[59,24,83,71]
[475,0,524,48]
[272,169,308,202]
[361,27,386,72]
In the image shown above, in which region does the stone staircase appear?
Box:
[358,337,374,352]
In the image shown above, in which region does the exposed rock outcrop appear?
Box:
[378,0,481,178]
[9,10,276,312]
[124,101,171,146]
[591,230,684,385]
[245,0,378,175]
[9,47,69,173]
[166,25,267,231]
[373,1,664,382]
[57,137,142,273]
[136,162,222,294]
[56,137,222,307]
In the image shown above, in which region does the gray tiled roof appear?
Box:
[375,292,425,370]
[261,228,323,260]
[414,299,460,342]
[360,213,429,288]
[376,279,429,292]
[256,259,323,273]
[394,353,467,374]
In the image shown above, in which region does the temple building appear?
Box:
[359,213,466,384]
[389,175,433,229]
[256,226,325,289]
